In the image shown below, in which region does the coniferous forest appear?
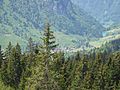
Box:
[0,23,120,90]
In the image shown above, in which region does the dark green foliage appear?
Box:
[26,37,36,76]
[1,43,23,89]
[52,52,66,90]
[0,45,4,68]
[38,23,58,90]
[1,42,13,86]
[105,52,120,90]
[0,28,120,90]
[26,23,59,90]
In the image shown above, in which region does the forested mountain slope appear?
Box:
[0,0,104,48]
[0,25,120,90]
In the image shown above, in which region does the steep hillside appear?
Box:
[0,0,41,49]
[72,0,120,27]
[9,0,104,37]
[0,0,105,49]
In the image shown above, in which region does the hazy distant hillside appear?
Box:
[9,0,104,37]
[0,0,105,48]
[89,26,120,48]
[72,0,120,27]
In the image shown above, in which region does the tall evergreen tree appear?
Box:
[1,43,23,89]
[1,42,13,86]
[13,43,22,89]
[26,37,36,75]
[27,22,58,90]
[25,37,36,90]
[40,22,58,90]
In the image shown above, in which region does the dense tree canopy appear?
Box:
[0,24,120,90]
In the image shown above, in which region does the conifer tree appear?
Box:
[106,52,120,90]
[40,22,58,90]
[27,37,34,53]
[6,42,13,56]
[0,45,4,68]
[19,53,28,90]
[28,22,58,90]
[1,43,23,89]
[52,52,67,90]
[25,38,37,90]
[1,42,13,86]
[13,43,22,88]
[26,37,36,77]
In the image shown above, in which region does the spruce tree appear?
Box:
[0,45,4,68]
[106,52,120,90]
[27,22,58,90]
[13,43,22,89]
[52,52,66,90]
[26,37,36,76]
[1,43,23,89]
[25,37,36,90]
[1,42,13,86]
[19,53,28,90]
[40,22,58,90]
